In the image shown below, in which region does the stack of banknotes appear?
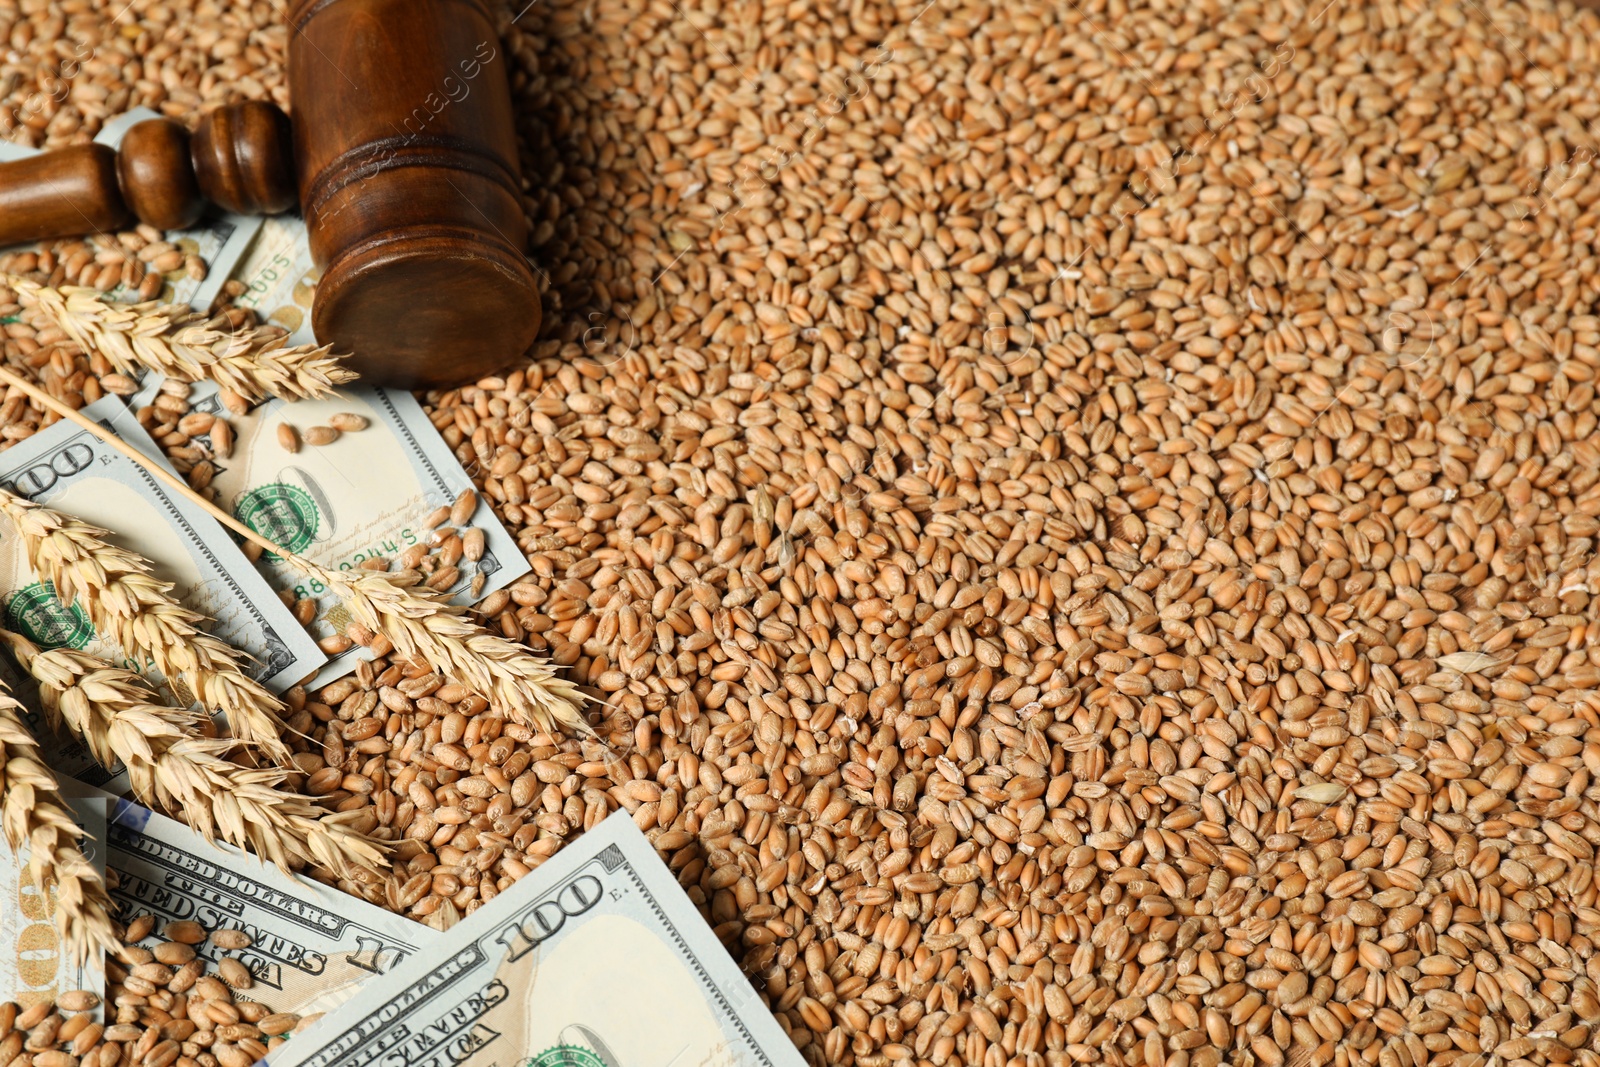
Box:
[0,119,805,1066]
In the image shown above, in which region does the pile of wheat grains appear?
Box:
[2,0,1600,1066]
[0,914,319,1067]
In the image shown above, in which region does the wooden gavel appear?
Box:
[0,0,541,389]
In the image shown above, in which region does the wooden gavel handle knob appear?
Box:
[121,102,296,224]
[117,119,203,231]
[191,102,296,216]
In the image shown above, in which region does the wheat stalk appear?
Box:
[6,275,355,402]
[0,490,294,764]
[0,683,120,966]
[5,631,387,881]
[300,559,586,735]
[0,370,589,738]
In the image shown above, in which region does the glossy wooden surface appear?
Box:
[0,144,130,246]
[191,101,297,216]
[117,118,203,231]
[288,0,541,387]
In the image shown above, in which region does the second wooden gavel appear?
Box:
[0,0,542,389]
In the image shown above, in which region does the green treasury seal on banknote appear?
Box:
[5,582,94,650]
[235,483,322,556]
[523,1046,607,1067]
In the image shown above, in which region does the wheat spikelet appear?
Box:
[299,558,586,735]
[0,490,293,764]
[0,684,120,966]
[6,275,355,402]
[5,631,387,881]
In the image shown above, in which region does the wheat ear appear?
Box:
[0,371,589,738]
[6,276,355,402]
[298,559,586,734]
[0,683,120,966]
[4,631,387,881]
[0,490,294,764]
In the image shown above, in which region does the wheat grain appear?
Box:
[0,684,120,966]
[0,489,293,764]
[296,558,585,735]
[5,276,354,403]
[4,631,386,882]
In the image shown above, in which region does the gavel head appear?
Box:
[186,97,544,390]
[310,238,544,391]
[286,0,545,390]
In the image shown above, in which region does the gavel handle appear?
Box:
[0,102,297,249]
[0,145,129,246]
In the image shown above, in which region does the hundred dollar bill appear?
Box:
[0,395,326,787]
[82,784,432,1017]
[127,376,532,685]
[269,812,805,1067]
[0,793,106,1011]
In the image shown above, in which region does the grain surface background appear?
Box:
[3,1,1600,1066]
